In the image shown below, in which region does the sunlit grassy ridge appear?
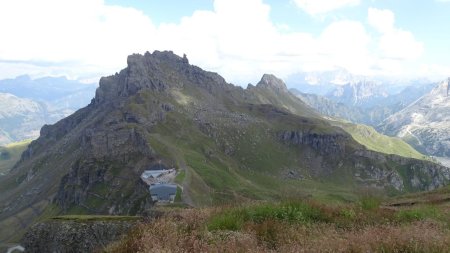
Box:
[333,121,426,160]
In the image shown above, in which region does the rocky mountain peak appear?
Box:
[94,50,231,105]
[127,50,189,68]
[256,74,288,93]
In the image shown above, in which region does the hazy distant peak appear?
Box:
[257,74,288,93]
[432,77,450,97]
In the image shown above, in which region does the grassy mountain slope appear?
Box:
[332,122,426,160]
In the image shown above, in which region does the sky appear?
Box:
[0,0,449,86]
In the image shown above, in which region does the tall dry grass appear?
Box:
[105,201,450,253]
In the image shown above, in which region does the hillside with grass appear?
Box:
[332,121,427,160]
[1,51,449,244]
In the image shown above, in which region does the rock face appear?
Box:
[380,78,450,157]
[22,219,137,253]
[280,131,450,191]
[0,51,449,243]
[279,131,348,156]
[353,151,450,191]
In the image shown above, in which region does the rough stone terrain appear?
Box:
[22,218,138,253]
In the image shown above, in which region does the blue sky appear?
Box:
[0,0,449,85]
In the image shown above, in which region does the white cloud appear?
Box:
[368,8,395,33]
[379,31,423,60]
[318,21,372,73]
[153,0,378,82]
[419,64,450,80]
[0,0,156,78]
[367,8,423,61]
[0,0,428,84]
[293,0,360,15]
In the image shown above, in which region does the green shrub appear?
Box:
[246,201,327,223]
[360,196,381,210]
[175,186,182,202]
[396,206,440,222]
[340,208,356,220]
[208,201,329,231]
[208,210,245,231]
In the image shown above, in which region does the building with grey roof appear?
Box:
[149,183,177,203]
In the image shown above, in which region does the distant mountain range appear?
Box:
[285,69,355,95]
[285,69,432,96]
[379,78,450,157]
[289,73,448,163]
[0,76,97,145]
[326,79,388,108]
[291,82,434,126]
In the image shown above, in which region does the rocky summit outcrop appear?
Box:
[1,51,449,243]
[22,218,138,253]
[256,74,288,93]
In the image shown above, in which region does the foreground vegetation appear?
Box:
[106,187,450,253]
